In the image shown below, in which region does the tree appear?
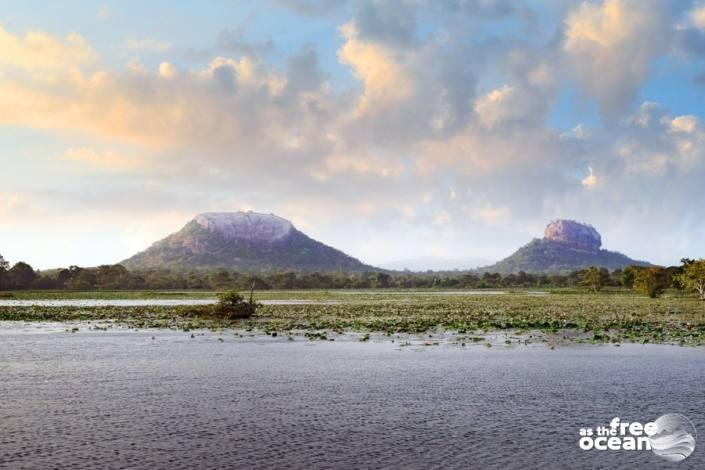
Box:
[95,264,130,289]
[209,270,232,290]
[634,267,666,298]
[7,262,38,289]
[64,268,96,290]
[481,272,501,288]
[56,268,72,288]
[676,259,705,301]
[549,274,566,287]
[458,273,479,288]
[581,266,605,292]
[0,254,8,289]
[620,266,639,288]
[501,273,518,287]
[374,272,391,288]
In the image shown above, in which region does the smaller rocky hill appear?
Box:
[479,219,651,274]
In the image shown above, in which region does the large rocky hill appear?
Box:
[479,219,652,274]
[122,211,372,272]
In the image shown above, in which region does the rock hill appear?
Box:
[543,219,602,252]
[122,211,372,272]
[479,219,651,274]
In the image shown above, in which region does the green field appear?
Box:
[1,289,705,345]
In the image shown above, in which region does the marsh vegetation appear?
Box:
[2,288,705,346]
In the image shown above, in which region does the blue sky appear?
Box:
[1,0,705,269]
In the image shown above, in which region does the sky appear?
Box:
[1,0,705,269]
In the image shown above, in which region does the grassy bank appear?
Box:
[1,289,704,345]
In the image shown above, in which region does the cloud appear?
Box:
[581,166,596,187]
[0,32,325,158]
[337,21,412,115]
[0,192,28,219]
[351,0,418,47]
[58,147,143,171]
[613,103,705,175]
[474,84,547,129]
[563,0,672,120]
[313,151,406,180]
[689,3,705,31]
[0,25,93,73]
[158,61,177,79]
[2,3,705,267]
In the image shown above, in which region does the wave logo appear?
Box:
[579,414,696,462]
[649,414,697,462]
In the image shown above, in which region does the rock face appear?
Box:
[479,219,651,274]
[544,220,601,252]
[122,211,372,272]
[194,212,293,243]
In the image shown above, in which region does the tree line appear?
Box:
[0,253,703,300]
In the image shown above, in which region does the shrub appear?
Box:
[634,268,666,298]
[676,259,705,301]
[214,290,258,319]
[581,267,606,292]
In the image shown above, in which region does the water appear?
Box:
[1,327,703,469]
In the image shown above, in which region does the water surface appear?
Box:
[1,327,703,469]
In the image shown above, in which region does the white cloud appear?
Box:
[670,115,698,134]
[474,85,545,129]
[1,4,705,267]
[0,25,93,74]
[337,21,412,116]
[563,0,672,120]
[581,167,597,187]
[158,61,176,79]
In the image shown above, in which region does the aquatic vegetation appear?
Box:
[305,331,328,341]
[2,289,705,345]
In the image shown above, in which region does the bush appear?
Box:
[214,290,258,319]
[580,267,607,292]
[634,268,666,298]
[676,259,705,301]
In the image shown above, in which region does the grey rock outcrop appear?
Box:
[543,220,601,253]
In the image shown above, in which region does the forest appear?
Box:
[1,253,703,299]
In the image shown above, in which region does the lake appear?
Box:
[0,326,703,469]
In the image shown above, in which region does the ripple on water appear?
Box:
[0,330,703,469]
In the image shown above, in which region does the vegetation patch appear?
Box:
[2,289,705,346]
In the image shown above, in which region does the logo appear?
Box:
[579,414,696,462]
